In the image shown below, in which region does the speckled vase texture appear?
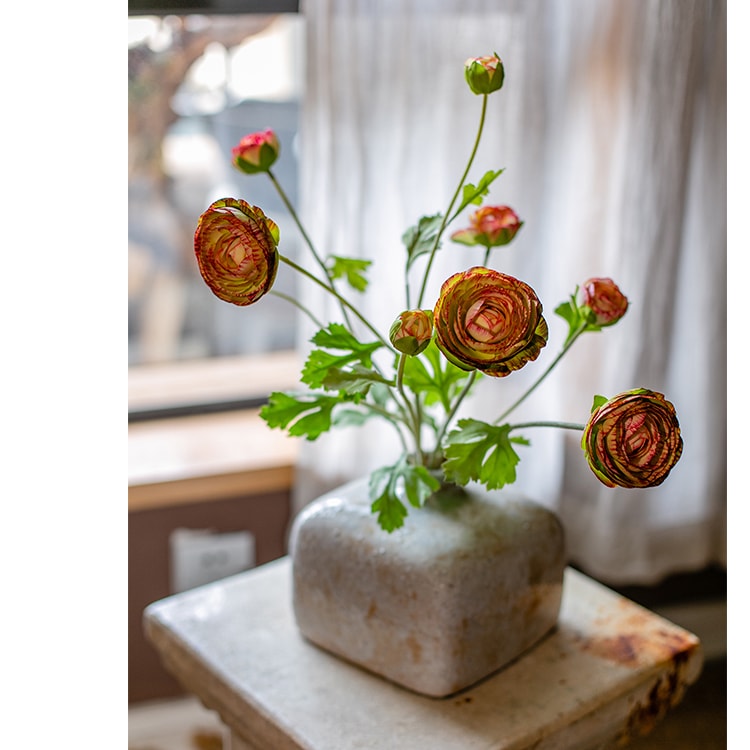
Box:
[289,477,566,698]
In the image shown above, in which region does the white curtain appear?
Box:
[292,0,726,585]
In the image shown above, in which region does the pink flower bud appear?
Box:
[389,310,434,356]
[194,198,280,306]
[582,389,683,488]
[581,277,629,326]
[450,206,522,248]
[464,54,505,95]
[231,129,280,174]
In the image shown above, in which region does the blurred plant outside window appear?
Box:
[128,13,305,378]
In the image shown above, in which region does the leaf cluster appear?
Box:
[261,323,389,440]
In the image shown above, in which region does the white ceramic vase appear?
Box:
[289,476,566,698]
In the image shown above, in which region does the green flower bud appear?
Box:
[464,54,505,95]
[389,309,434,356]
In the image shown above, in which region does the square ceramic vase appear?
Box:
[289,477,566,697]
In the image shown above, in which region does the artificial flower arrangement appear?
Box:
[193,53,683,532]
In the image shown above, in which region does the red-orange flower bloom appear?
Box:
[194,198,279,306]
[581,277,628,326]
[231,129,280,174]
[451,205,522,248]
[582,388,683,488]
[433,266,548,377]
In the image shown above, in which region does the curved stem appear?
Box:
[509,420,585,432]
[279,254,391,349]
[268,169,354,329]
[494,324,587,425]
[416,94,488,309]
[434,370,477,451]
[270,290,325,330]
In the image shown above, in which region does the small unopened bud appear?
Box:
[389,310,434,356]
[231,129,280,174]
[464,54,505,95]
[581,277,628,327]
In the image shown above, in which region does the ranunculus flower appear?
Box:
[231,129,280,174]
[464,54,505,95]
[194,198,280,306]
[433,266,548,377]
[581,277,628,326]
[389,309,434,356]
[450,206,523,248]
[582,388,683,489]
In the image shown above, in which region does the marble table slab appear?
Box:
[143,557,703,750]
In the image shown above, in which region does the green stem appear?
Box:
[494,324,588,425]
[360,402,412,454]
[433,370,477,452]
[270,290,325,330]
[279,254,391,350]
[416,94,489,309]
[268,169,354,329]
[397,354,424,465]
[509,421,585,431]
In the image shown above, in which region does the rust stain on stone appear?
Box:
[617,651,697,745]
[573,622,699,669]
[406,634,423,664]
[453,695,473,706]
[366,601,377,619]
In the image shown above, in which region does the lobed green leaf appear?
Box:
[368,459,441,532]
[403,213,445,270]
[442,418,527,490]
[260,391,346,441]
[455,168,505,215]
[327,255,372,292]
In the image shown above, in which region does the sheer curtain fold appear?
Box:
[294,0,726,584]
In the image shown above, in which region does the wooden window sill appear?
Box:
[128,353,301,512]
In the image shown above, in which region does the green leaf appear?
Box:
[321,364,394,395]
[402,213,444,270]
[368,459,441,532]
[302,324,383,389]
[327,255,372,292]
[402,340,476,411]
[555,287,601,345]
[455,169,505,215]
[590,394,608,413]
[442,418,527,490]
[260,391,344,441]
[331,407,377,428]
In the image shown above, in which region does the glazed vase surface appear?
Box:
[289,476,566,697]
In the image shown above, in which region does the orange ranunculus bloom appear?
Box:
[450,205,522,248]
[194,198,279,306]
[582,388,683,488]
[231,129,280,174]
[433,266,548,377]
[581,277,628,326]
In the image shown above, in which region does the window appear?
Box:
[128,7,304,415]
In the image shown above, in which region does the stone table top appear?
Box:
[144,557,703,750]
